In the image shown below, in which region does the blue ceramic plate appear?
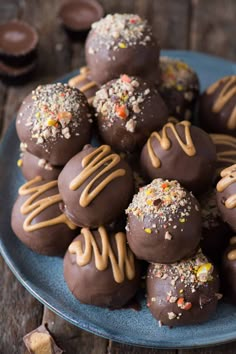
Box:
[1,50,236,349]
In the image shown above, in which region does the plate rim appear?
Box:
[1,49,236,349]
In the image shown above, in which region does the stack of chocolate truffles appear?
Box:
[0,20,38,82]
[11,13,236,327]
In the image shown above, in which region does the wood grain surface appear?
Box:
[0,0,236,353]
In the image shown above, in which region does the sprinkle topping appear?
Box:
[93,75,151,133]
[126,179,198,230]
[25,83,88,144]
[89,14,153,53]
[148,250,214,292]
[159,57,199,92]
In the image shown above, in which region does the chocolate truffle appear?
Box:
[221,236,236,304]
[16,83,93,166]
[0,20,38,67]
[126,178,201,263]
[210,133,236,177]
[68,66,99,105]
[11,176,77,256]
[85,14,160,85]
[158,57,199,121]
[140,120,217,195]
[199,76,236,136]
[93,74,168,153]
[18,148,62,181]
[64,226,141,308]
[216,164,236,231]
[58,144,134,227]
[200,189,232,265]
[147,250,220,326]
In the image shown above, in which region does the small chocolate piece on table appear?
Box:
[0,20,38,67]
[23,324,63,354]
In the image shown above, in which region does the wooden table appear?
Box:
[0,0,236,353]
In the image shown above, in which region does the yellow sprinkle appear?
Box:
[144,228,152,234]
[177,62,188,70]
[197,263,213,282]
[118,42,127,49]
[179,218,186,223]
[146,199,153,206]
[47,119,56,126]
[145,189,152,196]
[17,159,23,167]
[179,289,184,294]
[176,84,184,91]
[35,112,40,118]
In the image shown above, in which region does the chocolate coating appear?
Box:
[0,20,38,67]
[158,57,199,121]
[58,144,134,227]
[19,150,63,181]
[11,178,77,256]
[85,14,160,85]
[0,60,36,83]
[140,121,217,195]
[93,75,168,153]
[221,237,236,304]
[216,165,236,232]
[126,179,201,263]
[68,66,99,105]
[64,228,141,308]
[16,83,92,166]
[147,251,220,326]
[199,76,236,136]
[200,189,232,265]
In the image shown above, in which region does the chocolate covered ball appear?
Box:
[58,144,134,227]
[221,236,236,304]
[147,250,220,326]
[158,57,199,121]
[200,189,232,265]
[210,133,236,178]
[16,83,93,166]
[64,226,141,308]
[126,178,201,263]
[18,149,62,181]
[85,14,160,85]
[216,164,236,232]
[140,120,217,195]
[199,76,236,136]
[68,66,99,105]
[11,176,77,256]
[93,75,168,153]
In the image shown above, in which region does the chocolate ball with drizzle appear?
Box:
[158,57,199,121]
[147,250,220,326]
[85,14,161,85]
[199,76,236,136]
[126,178,201,263]
[216,164,236,232]
[93,74,168,153]
[64,226,141,308]
[140,120,217,195]
[200,189,232,265]
[68,66,99,106]
[16,83,93,166]
[11,177,77,256]
[221,236,236,304]
[58,144,134,228]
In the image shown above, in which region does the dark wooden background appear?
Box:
[0,1,236,353]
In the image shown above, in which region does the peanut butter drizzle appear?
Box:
[227,249,236,261]
[210,134,236,167]
[216,164,236,209]
[206,76,236,130]
[68,66,96,104]
[69,145,126,207]
[68,226,135,283]
[19,176,77,232]
[147,121,196,168]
